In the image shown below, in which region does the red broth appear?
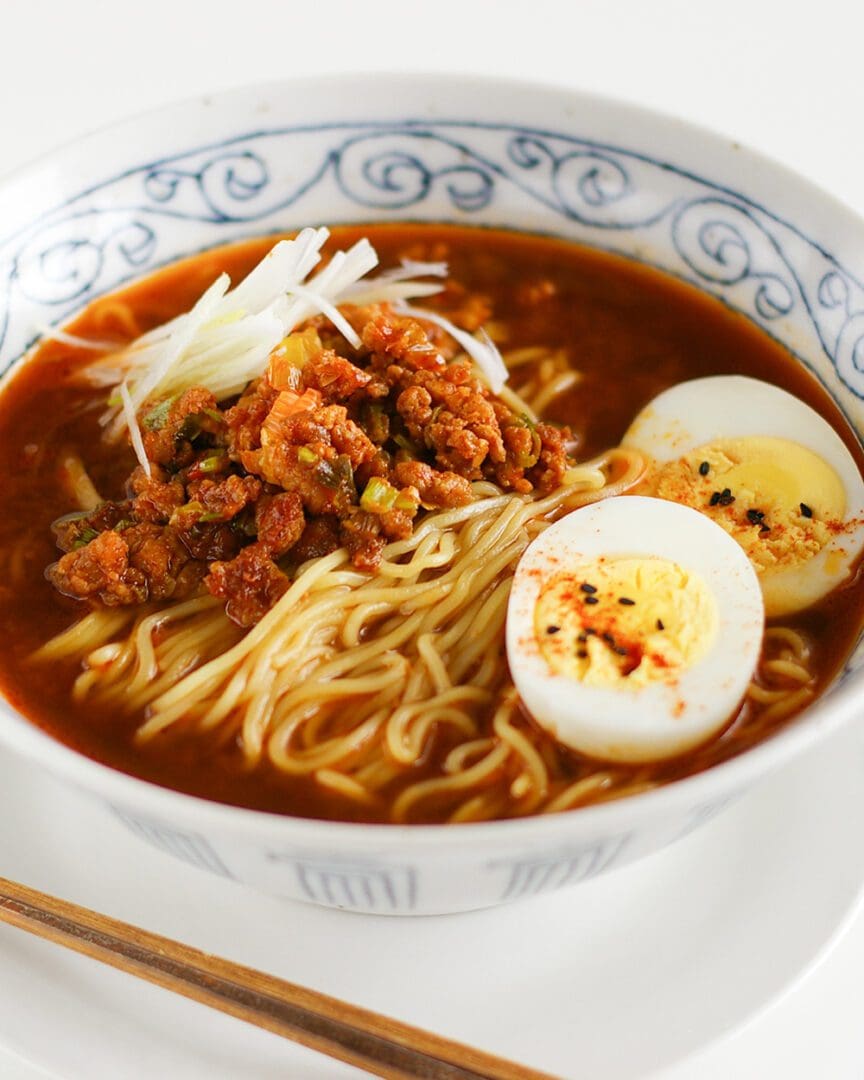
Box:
[0,224,860,822]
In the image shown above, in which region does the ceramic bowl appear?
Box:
[1,75,863,915]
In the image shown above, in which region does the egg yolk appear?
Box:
[534,556,718,690]
[641,436,846,577]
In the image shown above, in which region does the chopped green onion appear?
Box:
[141,397,175,432]
[360,476,399,513]
[297,446,319,465]
[71,526,100,549]
[177,414,204,441]
[169,501,205,528]
[394,491,419,512]
[197,453,227,474]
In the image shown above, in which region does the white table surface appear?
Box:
[3,2,864,1077]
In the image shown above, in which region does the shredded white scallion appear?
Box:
[339,258,448,305]
[69,230,497,450]
[120,380,150,478]
[85,228,333,439]
[272,239,379,334]
[283,284,362,349]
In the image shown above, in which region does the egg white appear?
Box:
[622,375,864,616]
[506,496,765,764]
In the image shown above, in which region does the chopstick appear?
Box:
[0,876,557,1080]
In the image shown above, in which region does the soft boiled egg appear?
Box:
[622,375,864,617]
[506,495,764,764]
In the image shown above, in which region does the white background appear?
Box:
[3,1,864,1077]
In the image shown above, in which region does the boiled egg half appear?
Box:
[506,496,764,763]
[623,375,864,617]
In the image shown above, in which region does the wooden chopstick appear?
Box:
[0,876,558,1080]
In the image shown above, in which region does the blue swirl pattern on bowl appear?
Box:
[3,121,864,409]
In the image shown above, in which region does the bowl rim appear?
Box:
[1,71,863,848]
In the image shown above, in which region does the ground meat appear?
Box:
[502,423,535,462]
[47,297,578,626]
[225,381,277,455]
[197,474,262,522]
[122,523,195,601]
[303,350,371,400]
[395,386,432,430]
[362,373,392,401]
[142,386,220,467]
[205,544,289,627]
[378,506,416,541]
[129,465,186,523]
[391,460,472,508]
[360,308,446,369]
[292,516,341,563]
[263,410,333,452]
[51,502,132,552]
[340,511,385,571]
[173,521,241,562]
[255,492,305,558]
[530,422,572,493]
[241,401,374,509]
[47,530,138,603]
[354,448,391,489]
[241,444,356,517]
[395,365,505,477]
[47,523,200,605]
[311,405,377,469]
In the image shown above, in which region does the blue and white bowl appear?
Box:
[1,75,863,915]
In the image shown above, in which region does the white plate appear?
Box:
[0,727,861,1080]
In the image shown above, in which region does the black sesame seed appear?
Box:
[585,627,597,636]
[618,597,636,606]
[760,524,771,534]
[699,461,710,476]
[546,625,560,635]
[717,487,735,506]
[656,619,665,630]
[800,502,813,519]
[613,646,629,656]
[580,583,598,594]
[577,649,588,659]
[709,491,721,507]
[747,509,765,525]
[583,595,599,605]
[602,632,615,643]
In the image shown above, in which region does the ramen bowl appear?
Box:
[0,74,863,915]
